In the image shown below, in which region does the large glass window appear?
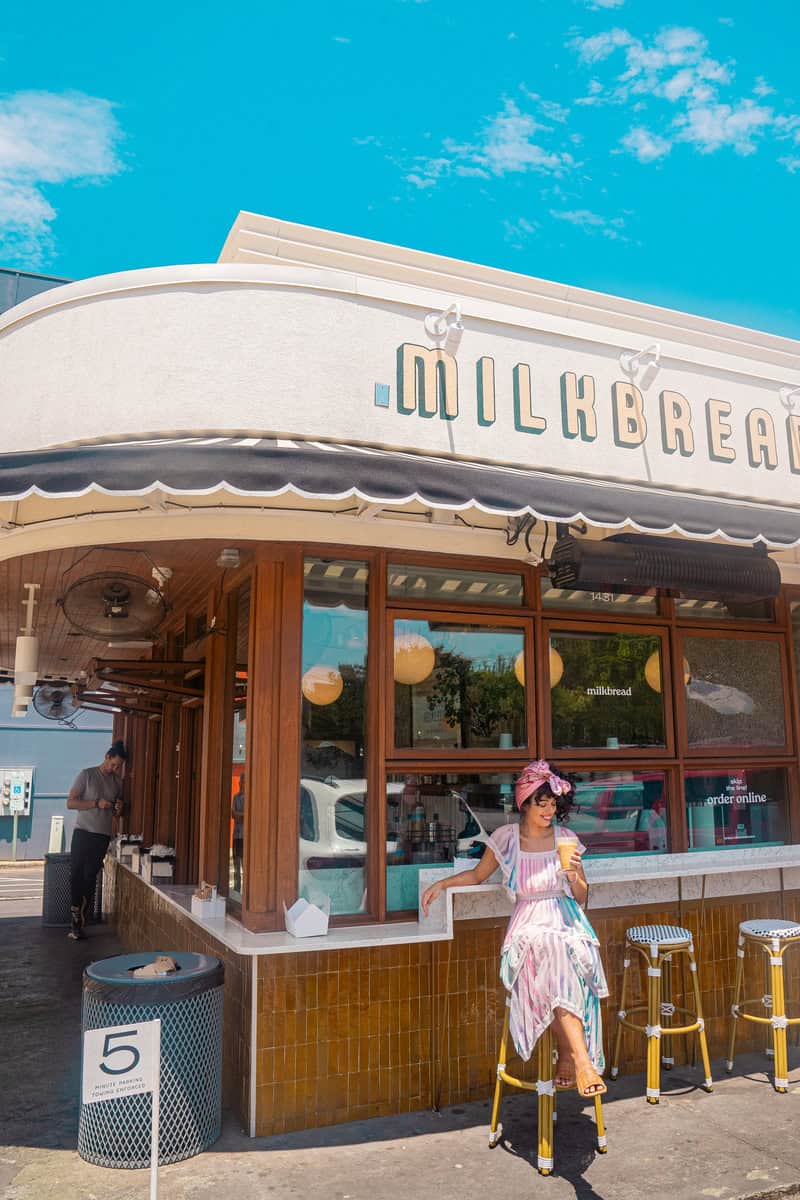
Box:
[682,635,786,749]
[299,558,369,916]
[685,767,788,850]
[389,563,524,606]
[385,772,517,911]
[229,584,249,904]
[568,770,668,857]
[549,629,666,751]
[392,619,528,750]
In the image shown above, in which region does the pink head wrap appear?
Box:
[515,760,571,810]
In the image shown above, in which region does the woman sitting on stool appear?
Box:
[421,760,608,1096]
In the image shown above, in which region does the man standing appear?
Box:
[66,740,126,940]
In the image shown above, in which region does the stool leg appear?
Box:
[610,950,631,1081]
[594,1093,607,1154]
[661,954,675,1070]
[687,943,713,1093]
[763,951,774,1061]
[489,1002,510,1146]
[537,1026,555,1175]
[726,935,745,1073]
[646,950,661,1104]
[769,943,789,1094]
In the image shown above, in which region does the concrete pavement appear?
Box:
[1,888,799,1200]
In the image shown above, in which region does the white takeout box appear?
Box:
[283,896,330,938]
[191,892,226,920]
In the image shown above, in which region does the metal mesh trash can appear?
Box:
[42,853,103,926]
[79,952,224,1168]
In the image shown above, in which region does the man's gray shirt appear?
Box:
[71,768,122,836]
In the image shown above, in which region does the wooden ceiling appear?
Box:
[0,540,254,682]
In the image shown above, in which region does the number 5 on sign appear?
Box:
[83,1020,162,1198]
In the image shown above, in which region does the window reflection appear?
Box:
[549,630,666,750]
[393,619,527,749]
[685,768,788,850]
[299,558,369,916]
[229,585,249,903]
[541,577,657,615]
[385,773,515,911]
[389,563,523,605]
[569,770,668,857]
[683,636,786,749]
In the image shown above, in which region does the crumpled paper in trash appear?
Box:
[132,955,178,977]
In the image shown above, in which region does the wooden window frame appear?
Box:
[542,618,676,761]
[193,539,800,931]
[675,626,795,759]
[385,608,535,762]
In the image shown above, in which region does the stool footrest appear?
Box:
[497,1069,537,1092]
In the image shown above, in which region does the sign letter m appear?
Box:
[397,343,458,420]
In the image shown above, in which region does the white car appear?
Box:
[298,777,487,913]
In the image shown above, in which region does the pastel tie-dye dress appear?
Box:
[483,823,608,1069]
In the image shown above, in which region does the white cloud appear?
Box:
[0,90,123,267]
[551,207,628,240]
[675,99,773,154]
[570,24,800,172]
[504,216,539,246]
[401,98,575,189]
[621,125,672,161]
[584,0,626,8]
[333,36,351,44]
[779,155,800,173]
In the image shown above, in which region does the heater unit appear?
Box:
[548,533,781,602]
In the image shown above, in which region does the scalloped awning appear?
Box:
[0,436,798,548]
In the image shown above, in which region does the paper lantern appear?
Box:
[645,651,691,693]
[516,647,563,687]
[301,665,343,706]
[394,632,435,686]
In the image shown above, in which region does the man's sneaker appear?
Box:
[68,907,85,940]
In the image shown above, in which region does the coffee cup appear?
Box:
[556,837,578,872]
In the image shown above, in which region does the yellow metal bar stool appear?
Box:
[726,918,800,1093]
[489,996,607,1175]
[610,923,713,1104]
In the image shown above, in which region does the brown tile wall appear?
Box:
[107,861,252,1131]
[253,890,800,1137]
[106,866,800,1138]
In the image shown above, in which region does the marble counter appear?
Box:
[418,845,800,939]
[117,844,800,955]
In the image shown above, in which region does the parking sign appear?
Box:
[82,1019,161,1103]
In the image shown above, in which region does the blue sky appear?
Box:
[1,2,799,336]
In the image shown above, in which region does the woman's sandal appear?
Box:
[575,1065,607,1097]
[554,1057,576,1088]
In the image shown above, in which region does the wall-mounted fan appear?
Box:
[33,683,80,722]
[57,571,170,640]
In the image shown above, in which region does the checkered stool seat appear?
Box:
[626,924,693,946]
[740,919,800,940]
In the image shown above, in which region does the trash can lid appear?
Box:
[44,852,71,862]
[86,951,221,985]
